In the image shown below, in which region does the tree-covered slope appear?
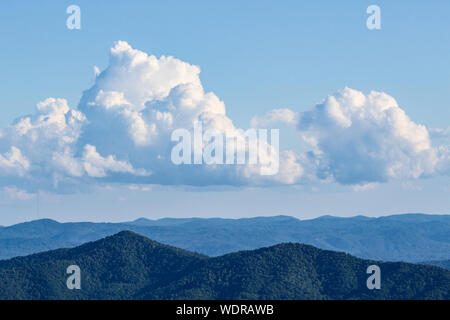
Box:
[420,260,450,270]
[0,231,448,300]
[0,231,206,299]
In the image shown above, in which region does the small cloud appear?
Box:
[251,108,298,128]
[128,184,152,192]
[429,127,450,138]
[353,183,377,191]
[93,66,101,77]
[3,187,36,200]
[0,147,30,176]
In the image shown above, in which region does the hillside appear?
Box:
[0,231,205,299]
[0,214,449,262]
[421,260,450,270]
[0,231,448,300]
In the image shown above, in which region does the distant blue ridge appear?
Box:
[0,213,449,264]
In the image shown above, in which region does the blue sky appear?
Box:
[0,1,449,225]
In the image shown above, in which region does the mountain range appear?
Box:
[420,260,450,270]
[0,231,448,300]
[0,214,449,263]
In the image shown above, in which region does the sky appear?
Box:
[0,0,449,225]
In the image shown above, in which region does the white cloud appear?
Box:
[82,144,149,178]
[429,127,450,138]
[128,184,152,192]
[250,108,299,128]
[75,41,298,186]
[0,147,30,176]
[436,145,450,174]
[297,87,440,185]
[3,186,35,200]
[353,183,378,192]
[93,66,101,78]
[0,41,301,192]
[0,43,448,194]
[52,144,150,179]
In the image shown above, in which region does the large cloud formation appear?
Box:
[0,41,302,192]
[0,42,448,194]
[253,87,450,186]
[297,88,445,185]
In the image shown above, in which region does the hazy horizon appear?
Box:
[2,211,449,228]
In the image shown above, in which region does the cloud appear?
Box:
[3,186,35,200]
[0,147,30,176]
[0,43,448,193]
[429,127,450,138]
[436,145,450,174]
[250,108,299,128]
[353,183,377,192]
[0,41,302,192]
[0,97,85,185]
[82,144,150,178]
[75,41,299,186]
[128,184,152,192]
[297,87,444,185]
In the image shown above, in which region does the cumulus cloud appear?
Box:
[436,145,450,174]
[0,41,303,192]
[0,42,448,193]
[3,186,35,200]
[250,108,299,128]
[353,183,378,192]
[429,127,450,138]
[128,184,152,192]
[297,87,442,185]
[75,41,300,186]
[82,144,149,178]
[0,147,30,176]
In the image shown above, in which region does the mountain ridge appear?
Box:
[0,231,448,300]
[0,213,449,263]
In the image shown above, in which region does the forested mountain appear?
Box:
[0,231,448,300]
[420,260,450,270]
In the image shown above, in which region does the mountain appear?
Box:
[421,260,450,270]
[0,231,206,299]
[0,214,449,263]
[0,231,448,300]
